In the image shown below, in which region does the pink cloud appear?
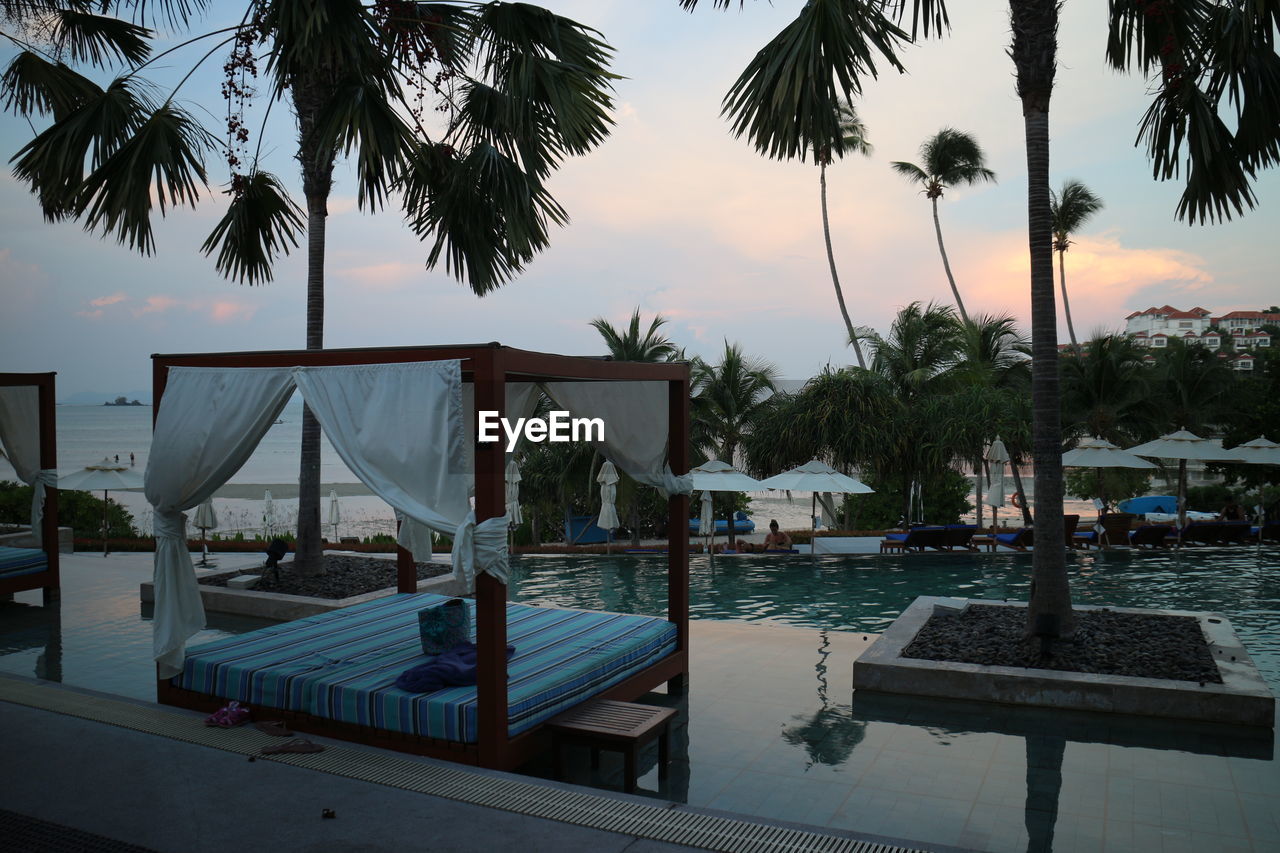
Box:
[89,292,127,307]
[132,295,179,317]
[336,262,421,291]
[208,300,256,323]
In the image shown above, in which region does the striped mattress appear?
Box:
[176,593,677,742]
[0,546,47,579]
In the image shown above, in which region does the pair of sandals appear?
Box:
[204,702,324,754]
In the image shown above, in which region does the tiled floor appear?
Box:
[4,553,1279,852]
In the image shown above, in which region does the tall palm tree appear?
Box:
[590,308,678,363]
[1060,333,1158,448]
[1051,180,1105,354]
[890,129,996,325]
[4,1,616,570]
[818,99,873,368]
[692,341,776,546]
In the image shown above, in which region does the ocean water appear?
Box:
[2,402,1100,538]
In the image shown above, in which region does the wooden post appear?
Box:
[667,372,690,691]
[473,347,509,769]
[396,531,416,593]
[38,374,59,602]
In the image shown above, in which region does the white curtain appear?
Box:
[0,385,56,545]
[145,367,296,678]
[544,381,692,496]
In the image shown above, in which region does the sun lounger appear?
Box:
[1073,513,1134,550]
[941,524,979,551]
[879,526,946,553]
[1128,524,1173,549]
[991,527,1032,550]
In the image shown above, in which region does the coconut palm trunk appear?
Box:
[821,161,866,369]
[293,71,339,575]
[931,196,969,324]
[1013,0,1073,638]
[1057,249,1080,352]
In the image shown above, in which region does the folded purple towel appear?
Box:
[394,642,516,693]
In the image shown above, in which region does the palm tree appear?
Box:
[3,1,616,570]
[890,129,996,325]
[692,341,776,546]
[1060,333,1159,448]
[590,308,679,363]
[818,99,873,368]
[1051,180,1105,353]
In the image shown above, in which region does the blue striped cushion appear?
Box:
[0,546,47,578]
[177,593,677,743]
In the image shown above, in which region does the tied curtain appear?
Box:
[0,385,56,546]
[543,381,692,497]
[146,361,508,679]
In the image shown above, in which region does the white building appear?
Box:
[1125,305,1272,356]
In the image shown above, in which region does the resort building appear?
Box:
[1124,305,1274,368]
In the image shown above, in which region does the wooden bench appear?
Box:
[546,699,676,793]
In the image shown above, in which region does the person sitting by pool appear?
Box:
[1219,497,1246,521]
[763,520,791,551]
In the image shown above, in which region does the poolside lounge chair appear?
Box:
[879,526,947,553]
[1128,524,1173,549]
[1218,521,1254,545]
[991,526,1033,551]
[1255,521,1280,544]
[1074,513,1135,550]
[941,524,979,551]
[1177,520,1252,545]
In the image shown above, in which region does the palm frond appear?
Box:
[111,0,208,31]
[201,170,304,284]
[1050,179,1103,243]
[680,0,950,39]
[920,127,995,186]
[74,101,213,253]
[721,0,908,163]
[310,76,415,211]
[401,140,565,294]
[9,75,142,220]
[2,52,102,118]
[377,2,476,72]
[50,9,152,66]
[263,0,381,92]
[889,160,928,184]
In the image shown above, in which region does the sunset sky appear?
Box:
[2,0,1277,399]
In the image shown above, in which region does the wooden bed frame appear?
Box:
[0,372,60,603]
[151,344,690,771]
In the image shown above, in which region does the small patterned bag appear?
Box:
[418,598,471,655]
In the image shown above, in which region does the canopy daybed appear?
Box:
[0,372,60,602]
[149,344,691,771]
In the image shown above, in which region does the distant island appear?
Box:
[104,397,145,407]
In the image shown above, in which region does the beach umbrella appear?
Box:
[193,498,218,567]
[1125,430,1243,530]
[58,457,144,556]
[984,436,1009,530]
[1226,437,1280,528]
[327,490,341,543]
[1062,436,1157,518]
[759,460,873,561]
[688,460,765,560]
[262,489,275,539]
[597,460,620,553]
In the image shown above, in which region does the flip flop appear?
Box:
[261,738,325,755]
[254,721,294,737]
[204,701,251,728]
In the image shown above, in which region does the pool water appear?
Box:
[509,549,1280,690]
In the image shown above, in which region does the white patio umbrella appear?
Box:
[262,489,275,540]
[327,489,341,542]
[597,460,620,553]
[58,457,144,556]
[984,436,1010,530]
[1226,437,1280,527]
[1062,436,1158,518]
[1126,430,1243,530]
[505,458,523,527]
[758,460,873,561]
[688,460,765,561]
[193,498,219,567]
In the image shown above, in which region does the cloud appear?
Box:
[133,295,179,317]
[90,292,127,307]
[209,300,256,323]
[334,261,422,291]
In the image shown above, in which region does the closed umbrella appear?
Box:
[505,458,523,527]
[688,460,764,562]
[194,498,218,567]
[327,490,341,543]
[758,460,873,562]
[597,460,620,553]
[1126,430,1243,531]
[58,457,144,556]
[985,436,1009,531]
[262,490,275,540]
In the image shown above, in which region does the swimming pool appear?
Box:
[509,549,1280,689]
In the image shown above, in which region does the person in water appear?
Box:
[763,520,791,551]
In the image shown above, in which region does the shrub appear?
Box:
[0,480,137,538]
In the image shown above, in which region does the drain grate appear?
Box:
[1,677,923,853]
